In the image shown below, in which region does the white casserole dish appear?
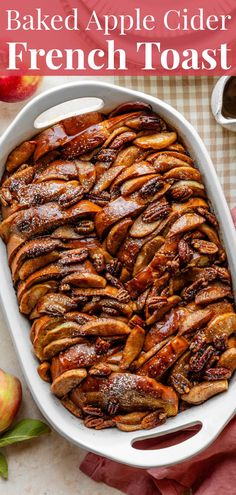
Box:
[0,81,236,469]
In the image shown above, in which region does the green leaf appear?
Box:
[0,419,50,447]
[0,452,8,479]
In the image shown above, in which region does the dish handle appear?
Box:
[106,410,235,468]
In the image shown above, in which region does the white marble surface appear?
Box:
[0,76,122,495]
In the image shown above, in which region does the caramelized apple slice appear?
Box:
[111,162,156,190]
[204,313,236,342]
[34,124,68,161]
[62,272,106,288]
[133,236,164,275]
[195,283,232,306]
[113,145,142,167]
[218,348,236,372]
[167,213,205,238]
[19,281,57,314]
[178,308,212,335]
[43,336,85,360]
[95,196,144,238]
[62,112,103,135]
[138,336,189,379]
[171,198,208,213]
[79,318,131,337]
[51,342,98,380]
[62,112,141,159]
[164,166,201,181]
[170,180,206,200]
[148,151,193,167]
[17,251,60,282]
[93,166,125,193]
[129,213,162,238]
[109,101,152,117]
[30,293,77,319]
[146,295,182,325]
[144,309,180,351]
[134,132,177,149]
[6,141,36,172]
[181,380,228,404]
[121,174,158,197]
[74,160,96,191]
[120,326,145,370]
[106,218,133,256]
[11,237,62,274]
[51,369,87,397]
[71,373,178,417]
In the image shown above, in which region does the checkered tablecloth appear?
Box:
[114,76,236,209]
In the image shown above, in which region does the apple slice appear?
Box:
[30,293,77,319]
[51,369,88,398]
[79,318,131,337]
[120,174,158,196]
[17,251,60,283]
[62,272,106,288]
[218,348,236,372]
[129,213,161,238]
[181,381,228,404]
[178,308,212,335]
[6,141,36,173]
[138,336,189,379]
[106,218,133,256]
[148,151,194,167]
[74,160,96,191]
[134,132,177,149]
[195,283,232,306]
[164,166,201,181]
[19,281,58,315]
[167,213,205,238]
[204,313,236,342]
[111,162,156,190]
[133,236,164,275]
[113,145,141,167]
[120,326,145,370]
[95,196,144,238]
[93,166,125,193]
[43,336,85,360]
[51,342,98,380]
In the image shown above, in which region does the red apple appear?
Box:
[0,76,42,103]
[0,368,22,432]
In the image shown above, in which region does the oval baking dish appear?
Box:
[0,81,236,468]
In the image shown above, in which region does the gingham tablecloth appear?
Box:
[114,76,236,208]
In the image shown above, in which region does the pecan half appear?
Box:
[75,220,94,235]
[196,207,218,227]
[182,278,208,302]
[86,191,110,207]
[95,337,110,355]
[106,259,122,278]
[170,185,193,202]
[142,200,171,223]
[191,239,218,255]
[178,239,193,265]
[170,373,191,394]
[59,248,89,265]
[204,367,232,381]
[189,345,214,372]
[139,177,164,199]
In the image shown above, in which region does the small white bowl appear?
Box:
[211,76,236,132]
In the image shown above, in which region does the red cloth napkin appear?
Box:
[80,208,236,495]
